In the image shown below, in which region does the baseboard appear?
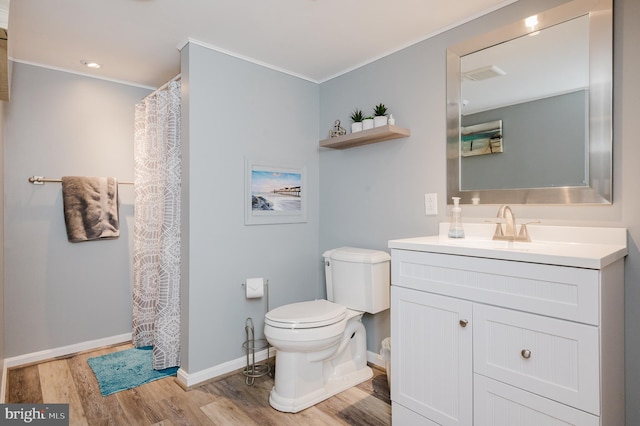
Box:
[176,348,387,389]
[176,347,276,389]
[367,349,386,369]
[4,333,132,369]
[4,336,387,394]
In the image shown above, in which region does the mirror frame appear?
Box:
[447,0,612,204]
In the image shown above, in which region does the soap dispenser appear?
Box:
[448,197,465,238]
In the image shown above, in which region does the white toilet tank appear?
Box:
[323,247,391,314]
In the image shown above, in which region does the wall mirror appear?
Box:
[446,0,612,204]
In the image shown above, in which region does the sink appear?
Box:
[388,223,627,269]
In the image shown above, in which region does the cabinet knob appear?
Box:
[459,319,469,327]
[521,349,532,359]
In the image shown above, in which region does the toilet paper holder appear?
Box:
[241,279,272,385]
[243,277,267,299]
[242,317,271,385]
[241,278,269,306]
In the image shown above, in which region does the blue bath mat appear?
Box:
[87,347,179,396]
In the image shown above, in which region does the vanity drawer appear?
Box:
[474,375,599,426]
[391,250,600,324]
[473,304,599,414]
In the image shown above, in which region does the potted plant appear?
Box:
[363,115,375,130]
[350,109,364,133]
[373,103,388,127]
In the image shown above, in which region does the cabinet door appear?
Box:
[391,286,472,426]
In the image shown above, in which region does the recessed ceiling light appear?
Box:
[525,15,538,29]
[80,60,102,69]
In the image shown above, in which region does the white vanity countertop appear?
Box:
[388,223,627,269]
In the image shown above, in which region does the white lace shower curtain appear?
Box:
[132,79,182,370]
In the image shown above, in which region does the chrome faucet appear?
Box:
[492,205,534,242]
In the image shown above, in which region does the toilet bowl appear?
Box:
[264,299,372,413]
[264,247,391,413]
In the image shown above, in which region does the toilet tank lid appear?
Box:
[323,247,391,264]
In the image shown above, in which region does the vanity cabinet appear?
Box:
[390,248,625,426]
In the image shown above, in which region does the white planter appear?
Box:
[374,116,388,127]
[362,118,374,130]
[351,122,363,133]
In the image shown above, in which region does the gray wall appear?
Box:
[2,0,639,423]
[179,43,321,373]
[3,63,150,356]
[461,90,588,190]
[319,0,640,423]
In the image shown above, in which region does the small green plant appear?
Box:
[374,103,388,116]
[364,116,374,120]
[350,109,364,122]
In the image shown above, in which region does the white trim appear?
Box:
[9,0,520,92]
[318,0,520,83]
[176,348,387,389]
[183,0,518,85]
[367,349,386,370]
[182,38,319,84]
[2,337,387,395]
[8,58,157,91]
[4,333,132,369]
[142,73,181,101]
[176,347,275,388]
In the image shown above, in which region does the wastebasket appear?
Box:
[380,337,391,388]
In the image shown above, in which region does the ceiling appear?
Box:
[8,0,517,89]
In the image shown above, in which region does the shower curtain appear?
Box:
[132,79,182,370]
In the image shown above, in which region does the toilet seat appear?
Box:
[265,299,347,329]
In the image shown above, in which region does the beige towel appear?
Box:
[61,176,120,242]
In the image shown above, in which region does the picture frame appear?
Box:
[461,120,503,157]
[245,159,307,225]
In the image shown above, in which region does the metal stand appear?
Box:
[242,317,271,385]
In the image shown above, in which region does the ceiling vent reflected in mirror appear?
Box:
[462,65,506,81]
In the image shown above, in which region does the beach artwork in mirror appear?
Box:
[447,0,612,204]
[461,120,503,157]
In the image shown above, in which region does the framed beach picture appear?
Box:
[461,120,503,157]
[245,159,307,225]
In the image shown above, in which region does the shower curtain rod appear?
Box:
[28,176,134,185]
[142,73,182,101]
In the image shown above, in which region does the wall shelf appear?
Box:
[320,124,411,149]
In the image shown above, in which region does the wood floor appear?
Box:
[6,343,391,425]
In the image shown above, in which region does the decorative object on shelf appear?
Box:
[329,120,347,138]
[388,114,395,125]
[363,116,374,130]
[373,103,389,127]
[350,109,364,133]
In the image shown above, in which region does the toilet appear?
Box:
[264,247,391,413]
